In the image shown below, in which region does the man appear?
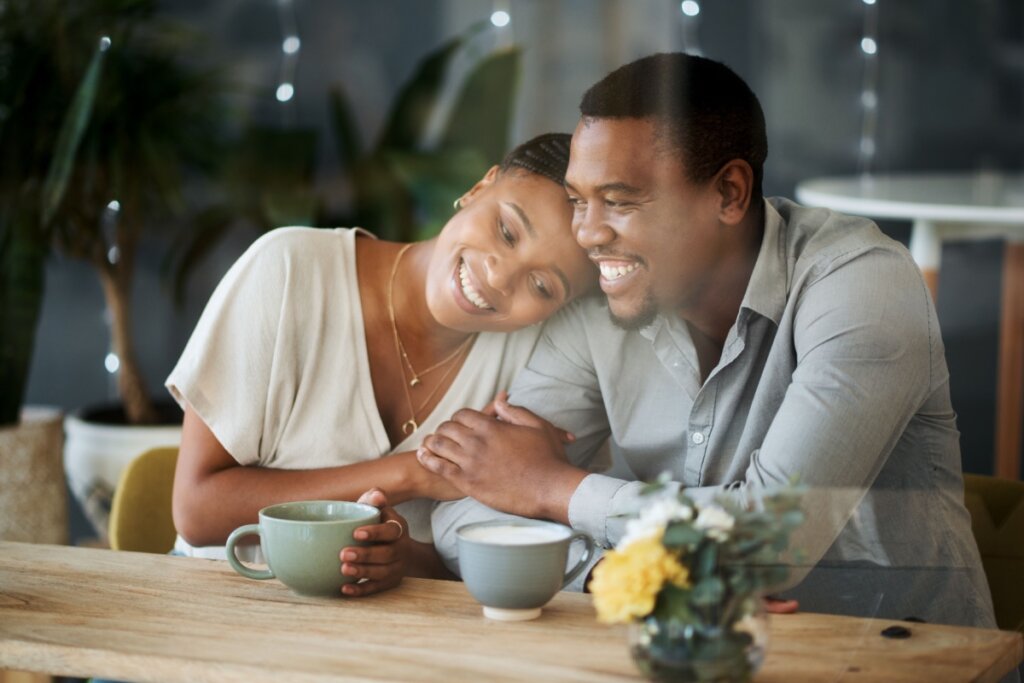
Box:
[418,53,995,628]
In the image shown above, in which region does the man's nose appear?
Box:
[573,206,615,250]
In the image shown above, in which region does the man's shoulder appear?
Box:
[770,197,917,284]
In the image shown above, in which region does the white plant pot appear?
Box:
[0,406,68,545]
[64,409,181,540]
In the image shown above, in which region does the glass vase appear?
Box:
[627,601,768,683]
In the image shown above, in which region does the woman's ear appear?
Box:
[458,165,501,208]
[715,159,753,226]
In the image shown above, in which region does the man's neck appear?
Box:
[677,207,765,349]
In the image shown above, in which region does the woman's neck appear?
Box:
[388,240,473,361]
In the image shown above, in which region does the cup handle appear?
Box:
[225,524,274,580]
[561,530,596,588]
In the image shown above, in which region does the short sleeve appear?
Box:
[166,229,295,466]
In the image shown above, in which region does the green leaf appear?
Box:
[385,147,491,240]
[690,577,725,606]
[438,45,520,165]
[695,542,719,579]
[328,86,364,173]
[41,37,107,226]
[662,522,703,549]
[651,583,694,625]
[376,24,483,151]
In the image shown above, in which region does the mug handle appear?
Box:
[561,530,596,588]
[225,524,274,580]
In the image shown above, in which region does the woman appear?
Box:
[167,133,595,595]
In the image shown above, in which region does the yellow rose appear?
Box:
[589,535,690,624]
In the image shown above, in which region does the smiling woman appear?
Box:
[164,133,596,597]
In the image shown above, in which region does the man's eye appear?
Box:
[499,220,515,245]
[568,197,585,208]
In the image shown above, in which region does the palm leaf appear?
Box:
[40,37,108,226]
[438,45,520,164]
[376,20,489,151]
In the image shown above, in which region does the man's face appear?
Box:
[564,117,724,329]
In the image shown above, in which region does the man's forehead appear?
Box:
[568,117,684,183]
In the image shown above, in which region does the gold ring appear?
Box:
[385,519,404,539]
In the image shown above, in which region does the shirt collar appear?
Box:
[738,199,788,325]
[638,198,789,343]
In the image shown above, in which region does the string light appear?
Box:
[104,352,120,374]
[679,0,702,55]
[857,0,880,177]
[276,0,300,120]
[490,10,510,27]
[276,83,294,102]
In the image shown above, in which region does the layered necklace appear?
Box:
[387,243,476,436]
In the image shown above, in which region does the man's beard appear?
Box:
[607,290,659,331]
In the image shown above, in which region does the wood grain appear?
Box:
[0,542,1020,682]
[996,242,1024,480]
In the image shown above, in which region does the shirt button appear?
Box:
[691,432,706,445]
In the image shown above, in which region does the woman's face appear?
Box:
[425,166,596,333]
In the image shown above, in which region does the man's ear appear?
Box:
[458,165,501,207]
[715,159,754,226]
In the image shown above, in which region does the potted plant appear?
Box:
[1,0,229,540]
[0,2,109,544]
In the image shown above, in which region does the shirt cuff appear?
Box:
[567,473,631,549]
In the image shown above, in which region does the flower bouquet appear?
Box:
[589,477,804,683]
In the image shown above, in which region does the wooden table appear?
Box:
[796,172,1024,480]
[1,542,1021,682]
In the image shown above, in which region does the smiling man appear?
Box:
[419,53,996,629]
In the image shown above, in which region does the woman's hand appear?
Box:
[339,488,409,596]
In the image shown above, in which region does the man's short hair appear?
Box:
[579,52,768,199]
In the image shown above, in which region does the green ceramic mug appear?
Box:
[225,500,380,597]
[456,519,596,621]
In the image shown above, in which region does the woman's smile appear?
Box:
[451,257,497,314]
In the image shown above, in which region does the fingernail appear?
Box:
[342,565,358,576]
[354,530,368,540]
[342,550,357,561]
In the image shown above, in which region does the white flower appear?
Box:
[618,496,694,550]
[694,504,735,541]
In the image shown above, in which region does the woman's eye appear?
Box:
[533,276,553,300]
[499,220,515,245]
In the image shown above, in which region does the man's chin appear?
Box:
[607,297,658,331]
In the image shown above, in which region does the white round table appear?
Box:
[796,172,1024,479]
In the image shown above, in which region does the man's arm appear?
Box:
[426,300,612,567]
[428,249,935,571]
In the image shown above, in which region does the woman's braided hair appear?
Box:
[498,132,571,185]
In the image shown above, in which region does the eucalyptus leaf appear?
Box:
[691,577,725,606]
[663,522,703,549]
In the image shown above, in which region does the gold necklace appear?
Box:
[387,243,476,436]
[389,245,475,387]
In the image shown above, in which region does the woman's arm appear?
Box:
[172,404,461,546]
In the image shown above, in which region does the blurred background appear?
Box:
[3,0,1022,544]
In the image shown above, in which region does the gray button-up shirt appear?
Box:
[433,198,995,628]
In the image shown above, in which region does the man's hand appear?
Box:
[416,394,586,522]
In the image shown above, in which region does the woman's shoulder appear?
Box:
[244,226,365,262]
[230,226,372,282]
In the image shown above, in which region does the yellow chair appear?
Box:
[963,473,1024,633]
[108,447,179,554]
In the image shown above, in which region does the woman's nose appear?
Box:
[573,207,615,250]
[484,254,514,295]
